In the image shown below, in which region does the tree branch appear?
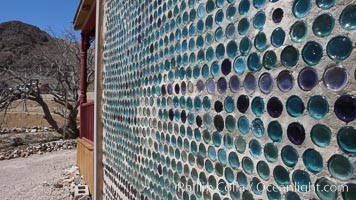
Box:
[53,111,65,118]
[0,26,93,138]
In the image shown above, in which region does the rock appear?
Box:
[11,137,24,147]
[63,177,74,183]
[0,155,5,160]
[73,177,82,185]
[53,182,63,188]
[65,166,79,175]
[21,151,29,157]
[1,128,9,133]
[15,128,21,132]
[55,165,90,199]
[63,187,71,197]
[30,129,37,133]
[2,139,77,160]
[42,181,49,187]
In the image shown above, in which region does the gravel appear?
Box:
[0,149,76,200]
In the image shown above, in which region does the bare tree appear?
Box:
[0,28,94,138]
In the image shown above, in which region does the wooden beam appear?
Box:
[73,0,95,31]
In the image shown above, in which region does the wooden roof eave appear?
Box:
[73,0,96,31]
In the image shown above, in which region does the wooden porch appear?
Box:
[77,101,94,194]
[73,0,96,196]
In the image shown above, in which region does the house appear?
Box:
[73,0,356,199]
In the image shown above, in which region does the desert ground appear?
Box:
[0,149,76,200]
[0,93,94,199]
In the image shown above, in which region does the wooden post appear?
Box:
[80,32,89,104]
[80,32,89,138]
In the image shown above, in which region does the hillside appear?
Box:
[0,21,54,73]
[0,21,82,87]
[0,21,51,56]
[0,20,93,130]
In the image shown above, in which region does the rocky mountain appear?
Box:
[0,21,80,87]
[0,21,54,70]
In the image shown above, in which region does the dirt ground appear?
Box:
[0,112,64,128]
[0,94,64,128]
[0,149,76,200]
[0,92,94,128]
[0,93,93,199]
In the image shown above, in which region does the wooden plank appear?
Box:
[77,138,94,195]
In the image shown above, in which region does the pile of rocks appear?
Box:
[50,165,91,199]
[0,126,53,134]
[0,139,76,160]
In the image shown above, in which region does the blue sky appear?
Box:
[0,0,80,36]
